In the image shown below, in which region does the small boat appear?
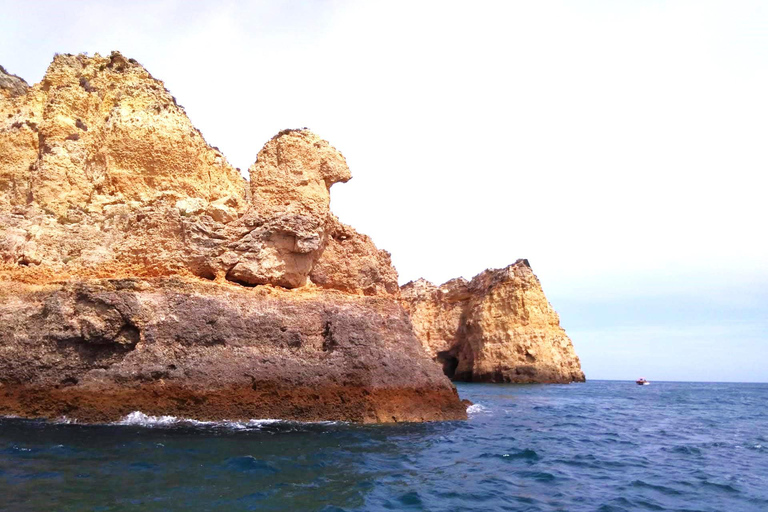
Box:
[636,378,650,386]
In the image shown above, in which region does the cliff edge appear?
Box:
[0,53,466,423]
[401,259,585,383]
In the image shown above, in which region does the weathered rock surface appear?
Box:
[0,279,464,423]
[401,259,585,383]
[0,53,398,293]
[0,53,464,423]
[309,215,400,296]
[227,129,351,288]
[0,53,246,217]
[0,65,28,98]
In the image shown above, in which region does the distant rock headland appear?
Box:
[401,260,585,383]
[0,52,582,424]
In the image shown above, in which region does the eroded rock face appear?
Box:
[401,260,585,384]
[0,53,246,216]
[0,279,465,423]
[227,130,352,288]
[0,53,461,424]
[0,53,398,294]
[0,65,28,98]
[309,215,400,296]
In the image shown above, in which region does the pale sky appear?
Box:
[2,0,766,382]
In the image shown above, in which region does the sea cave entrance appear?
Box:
[436,351,459,379]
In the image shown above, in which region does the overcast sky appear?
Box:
[2,0,766,382]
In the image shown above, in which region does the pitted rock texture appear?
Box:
[0,53,459,424]
[0,65,28,98]
[0,53,398,294]
[401,259,585,384]
[227,130,352,288]
[0,279,465,423]
[309,215,400,296]
[0,52,247,216]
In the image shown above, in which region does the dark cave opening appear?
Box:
[436,351,459,379]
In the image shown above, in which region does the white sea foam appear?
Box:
[6,411,337,430]
[113,411,332,430]
[467,403,492,416]
[118,411,181,426]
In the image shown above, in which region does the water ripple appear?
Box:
[0,381,766,511]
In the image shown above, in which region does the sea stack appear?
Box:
[0,52,466,423]
[400,259,585,383]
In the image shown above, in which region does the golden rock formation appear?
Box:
[227,130,351,288]
[0,51,585,425]
[0,53,398,293]
[0,53,246,217]
[0,53,465,424]
[401,259,585,383]
[309,215,400,296]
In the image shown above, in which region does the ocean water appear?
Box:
[1,381,767,511]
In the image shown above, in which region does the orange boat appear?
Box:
[636,378,650,386]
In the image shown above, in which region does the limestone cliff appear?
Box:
[0,53,246,217]
[401,259,585,383]
[0,53,396,293]
[0,53,465,423]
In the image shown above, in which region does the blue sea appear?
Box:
[1,381,767,511]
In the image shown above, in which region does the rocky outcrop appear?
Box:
[0,279,463,423]
[0,53,246,217]
[0,53,466,424]
[309,215,400,296]
[0,53,397,293]
[0,65,28,98]
[401,259,585,384]
[227,129,351,288]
